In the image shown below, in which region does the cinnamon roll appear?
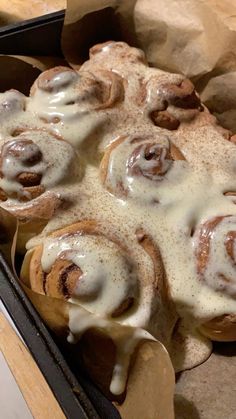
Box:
[89,41,147,65]
[31,66,124,107]
[21,220,178,339]
[0,89,26,116]
[100,133,185,202]
[0,90,28,137]
[21,220,139,318]
[193,215,236,341]
[145,77,202,129]
[21,220,177,395]
[0,129,80,219]
[30,66,124,134]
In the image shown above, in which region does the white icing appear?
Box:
[0,130,77,199]
[29,70,113,146]
[41,233,138,317]
[0,90,25,115]
[106,133,188,203]
[38,70,78,92]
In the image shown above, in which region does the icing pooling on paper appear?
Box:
[68,304,154,395]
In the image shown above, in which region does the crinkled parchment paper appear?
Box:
[63,0,236,132]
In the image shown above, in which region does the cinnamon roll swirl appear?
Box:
[21,220,177,341]
[0,129,79,219]
[30,66,124,126]
[100,133,185,202]
[21,220,139,319]
[141,76,202,130]
[193,215,236,341]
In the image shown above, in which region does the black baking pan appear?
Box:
[0,11,121,419]
[0,10,65,56]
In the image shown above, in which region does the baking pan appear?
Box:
[0,13,121,419]
[0,10,65,56]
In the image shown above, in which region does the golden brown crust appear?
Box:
[163,79,201,109]
[3,192,62,220]
[99,136,126,190]
[94,70,124,110]
[135,228,178,347]
[194,215,236,341]
[28,245,45,294]
[150,110,180,130]
[136,228,168,296]
[195,216,225,274]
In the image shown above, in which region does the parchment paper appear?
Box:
[0,208,17,265]
[63,0,236,131]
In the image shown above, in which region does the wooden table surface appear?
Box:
[0,302,65,419]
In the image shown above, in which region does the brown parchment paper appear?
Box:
[63,0,236,131]
[20,269,175,419]
[117,341,175,419]
[61,1,236,418]
[0,207,17,265]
